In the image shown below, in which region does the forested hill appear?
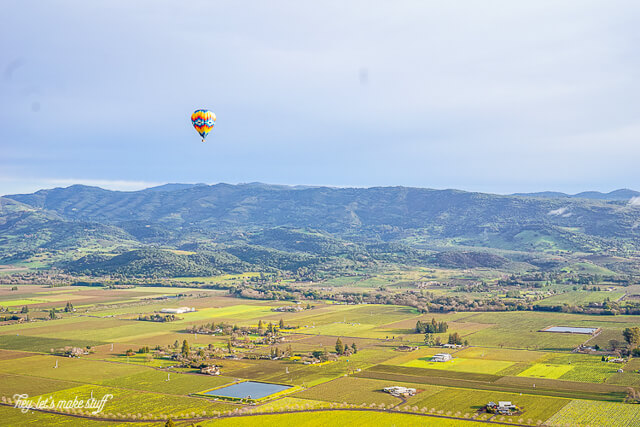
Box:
[3,183,640,276]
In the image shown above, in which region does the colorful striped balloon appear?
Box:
[191,109,216,142]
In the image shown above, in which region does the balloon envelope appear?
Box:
[191,109,216,141]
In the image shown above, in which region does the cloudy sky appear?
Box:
[1,1,639,195]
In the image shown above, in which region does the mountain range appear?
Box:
[2,183,639,276]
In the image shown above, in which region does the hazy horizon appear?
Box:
[1,179,638,198]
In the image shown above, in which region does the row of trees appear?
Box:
[187,318,291,337]
[137,314,178,322]
[623,327,640,356]
[424,331,467,347]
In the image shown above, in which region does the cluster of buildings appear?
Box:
[395,345,419,352]
[383,386,416,397]
[160,307,196,314]
[486,401,517,415]
[200,365,221,375]
[272,305,304,312]
[432,353,453,362]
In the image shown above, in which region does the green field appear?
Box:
[0,335,106,353]
[537,291,626,306]
[100,370,234,395]
[295,376,443,406]
[407,387,570,424]
[29,384,232,418]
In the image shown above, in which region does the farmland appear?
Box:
[546,400,640,427]
[516,363,574,379]
[402,357,515,375]
[0,284,639,425]
[201,411,481,426]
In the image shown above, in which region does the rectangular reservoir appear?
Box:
[542,326,598,334]
[204,381,291,400]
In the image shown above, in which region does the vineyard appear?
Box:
[546,400,640,427]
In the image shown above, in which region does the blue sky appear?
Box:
[1,1,639,195]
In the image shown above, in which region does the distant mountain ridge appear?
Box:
[512,188,640,201]
[5,183,640,239]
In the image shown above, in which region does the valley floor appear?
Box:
[1,284,639,426]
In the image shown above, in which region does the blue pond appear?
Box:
[204,381,291,399]
[544,326,597,334]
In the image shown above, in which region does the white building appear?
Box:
[383,386,416,397]
[160,307,195,314]
[442,343,461,349]
[432,353,453,362]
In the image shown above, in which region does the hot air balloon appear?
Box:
[191,109,216,142]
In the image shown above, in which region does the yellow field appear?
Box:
[175,305,276,323]
[199,410,480,426]
[517,363,574,379]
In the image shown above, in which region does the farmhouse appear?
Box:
[200,365,221,375]
[432,353,452,362]
[272,305,304,312]
[160,307,195,314]
[442,343,461,349]
[383,386,416,397]
[486,401,517,415]
[395,345,419,352]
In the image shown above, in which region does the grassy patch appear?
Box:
[407,387,569,424]
[295,376,442,406]
[29,384,233,418]
[0,299,45,306]
[0,355,147,383]
[0,335,105,353]
[0,406,109,426]
[454,347,547,363]
[0,373,79,398]
[101,370,234,395]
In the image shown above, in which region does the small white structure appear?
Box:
[383,386,416,397]
[442,343,461,349]
[160,307,196,314]
[200,365,221,375]
[432,353,452,362]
